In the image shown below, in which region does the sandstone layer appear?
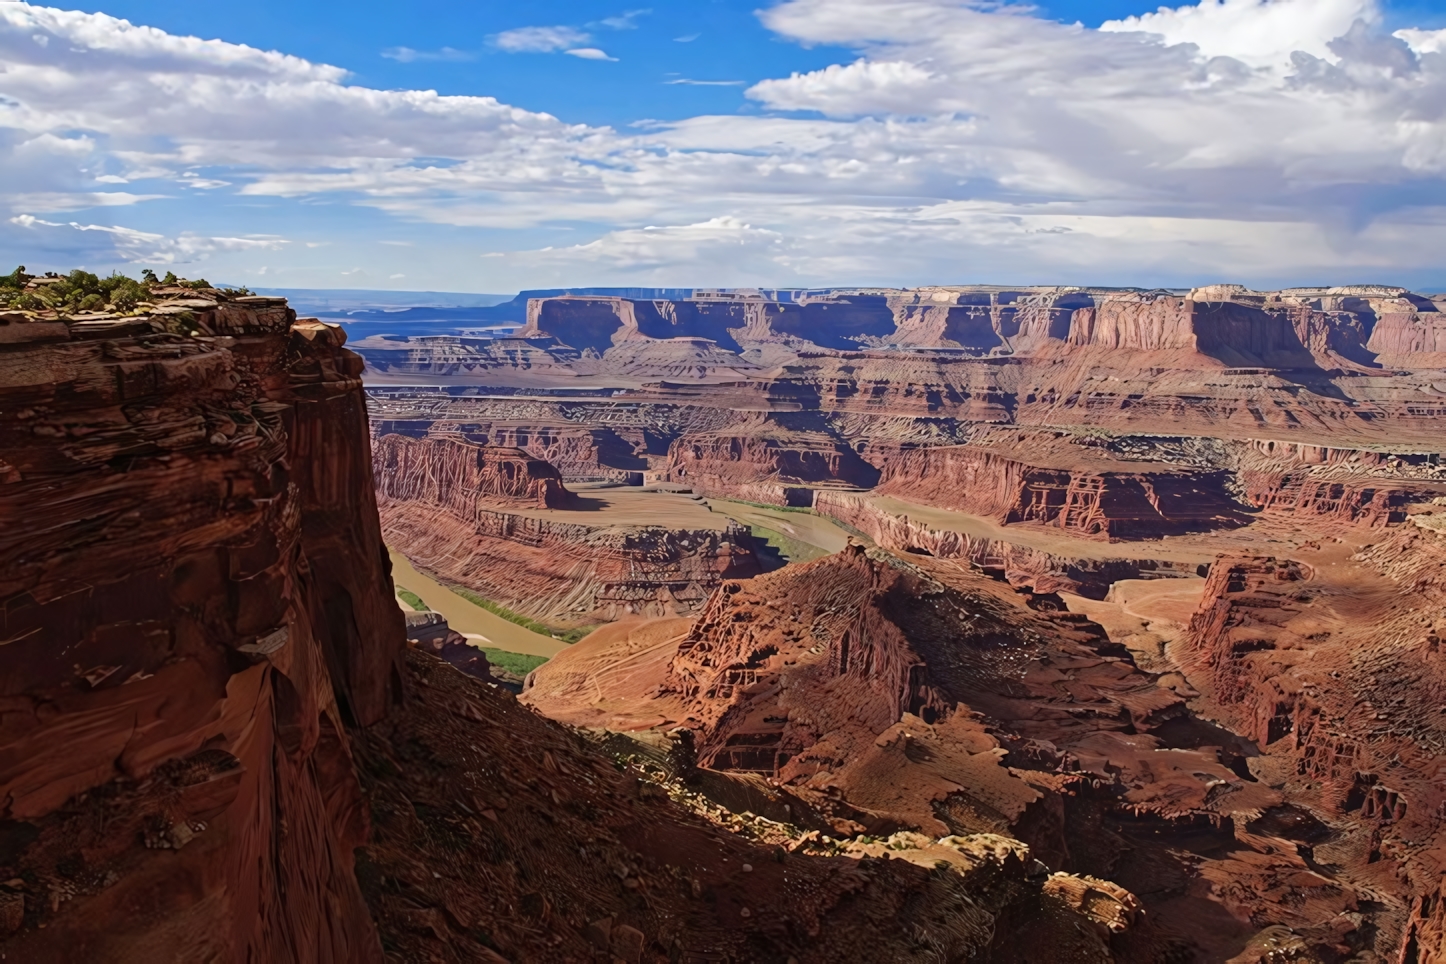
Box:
[373,434,575,509]
[0,290,403,960]
[374,436,762,623]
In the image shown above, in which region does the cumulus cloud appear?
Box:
[1099,0,1377,68]
[5,0,1446,287]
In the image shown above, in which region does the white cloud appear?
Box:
[382,46,475,63]
[10,214,288,263]
[598,10,650,30]
[1100,0,1377,69]
[565,48,617,61]
[1396,27,1446,55]
[492,26,591,53]
[666,79,747,87]
[748,60,934,116]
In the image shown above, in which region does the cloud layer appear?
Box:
[3,0,1446,288]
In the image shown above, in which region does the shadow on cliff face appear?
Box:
[354,649,1142,964]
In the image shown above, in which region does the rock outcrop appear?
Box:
[373,436,762,623]
[872,443,1249,540]
[373,434,575,509]
[0,290,403,960]
[813,491,1205,597]
[664,426,880,506]
[379,500,761,623]
[526,546,1374,958]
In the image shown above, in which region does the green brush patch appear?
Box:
[713,497,814,513]
[396,587,429,612]
[746,524,830,571]
[480,649,549,677]
[448,586,595,644]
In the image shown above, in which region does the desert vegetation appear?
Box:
[0,266,247,313]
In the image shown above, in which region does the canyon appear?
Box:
[6,273,1446,962]
[365,282,1446,961]
[0,279,1146,963]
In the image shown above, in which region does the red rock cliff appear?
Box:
[373,433,575,509]
[874,443,1247,540]
[0,294,403,960]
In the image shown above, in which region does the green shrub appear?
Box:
[396,588,429,611]
[480,648,549,677]
[0,266,30,290]
[108,278,148,312]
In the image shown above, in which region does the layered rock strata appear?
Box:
[379,502,760,623]
[871,443,1248,540]
[527,546,1370,959]
[373,434,575,509]
[374,437,762,623]
[664,427,880,506]
[1174,528,1446,962]
[813,491,1204,597]
[0,279,1144,962]
[366,648,1143,963]
[0,292,404,960]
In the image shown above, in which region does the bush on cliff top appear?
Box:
[0,266,234,314]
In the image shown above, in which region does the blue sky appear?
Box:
[73,0,1195,128]
[7,0,1446,292]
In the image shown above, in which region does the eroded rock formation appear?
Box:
[664,425,880,506]
[527,545,1379,958]
[0,291,403,960]
[374,434,575,509]
[872,442,1248,540]
[374,436,762,623]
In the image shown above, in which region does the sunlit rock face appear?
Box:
[0,289,403,961]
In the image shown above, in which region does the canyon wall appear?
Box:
[872,443,1248,540]
[1175,529,1446,962]
[379,501,760,622]
[813,491,1203,597]
[0,294,403,960]
[373,435,762,622]
[373,433,575,509]
[664,429,880,505]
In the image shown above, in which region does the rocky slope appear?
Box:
[664,422,880,506]
[813,491,1206,597]
[526,546,1387,960]
[1174,523,1446,962]
[871,442,1249,540]
[373,434,575,509]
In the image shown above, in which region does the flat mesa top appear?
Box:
[497,484,732,532]
[866,493,1220,564]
